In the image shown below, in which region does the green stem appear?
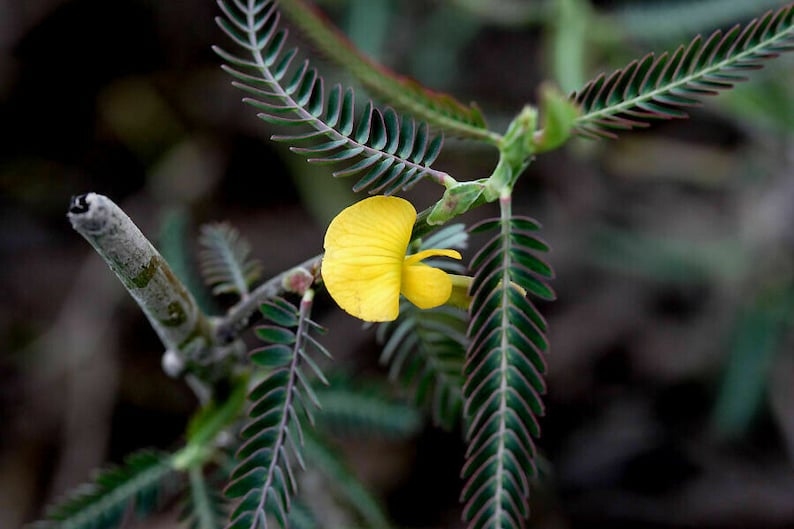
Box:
[413,106,539,232]
[173,375,249,470]
[188,467,220,529]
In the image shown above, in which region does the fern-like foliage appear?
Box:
[199,222,263,298]
[277,0,497,143]
[377,223,470,429]
[214,0,451,195]
[181,467,227,529]
[313,381,423,439]
[226,296,329,529]
[33,450,179,529]
[461,207,555,529]
[303,433,393,529]
[572,3,794,139]
[378,302,468,430]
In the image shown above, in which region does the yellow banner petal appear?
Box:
[322,196,416,321]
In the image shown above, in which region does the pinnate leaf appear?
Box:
[461,209,554,529]
[571,3,794,139]
[33,450,178,529]
[199,222,262,298]
[214,0,452,195]
[226,297,328,529]
[277,0,496,143]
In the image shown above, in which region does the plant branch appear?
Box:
[68,193,215,364]
[68,194,246,397]
[214,254,322,343]
[67,193,325,380]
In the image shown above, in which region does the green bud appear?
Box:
[427,181,485,225]
[532,83,580,153]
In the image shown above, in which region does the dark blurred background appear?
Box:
[3,0,794,528]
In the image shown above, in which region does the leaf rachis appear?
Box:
[572,4,794,139]
[214,0,455,193]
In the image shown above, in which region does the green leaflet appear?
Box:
[461,202,554,529]
[278,0,498,143]
[199,223,263,299]
[571,3,794,139]
[226,296,330,529]
[303,433,393,529]
[378,302,468,430]
[314,381,423,439]
[181,467,227,529]
[33,450,179,529]
[214,0,455,195]
[532,83,581,154]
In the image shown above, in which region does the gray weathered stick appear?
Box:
[68,193,214,372]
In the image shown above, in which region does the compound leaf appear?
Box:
[572,3,794,139]
[215,0,452,194]
[33,450,179,529]
[227,296,328,529]
[461,199,554,529]
[199,222,262,299]
[277,0,497,143]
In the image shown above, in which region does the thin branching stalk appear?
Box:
[214,255,321,344]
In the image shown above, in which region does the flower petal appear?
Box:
[404,248,462,266]
[322,196,415,322]
[401,263,453,310]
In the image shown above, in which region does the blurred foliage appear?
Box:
[4,1,794,528]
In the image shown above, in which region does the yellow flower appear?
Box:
[322,196,462,322]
